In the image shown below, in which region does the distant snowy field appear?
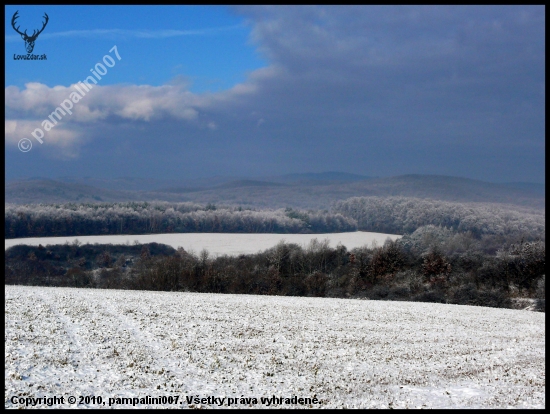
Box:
[5,286,544,409]
[4,231,401,256]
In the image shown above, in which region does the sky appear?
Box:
[4,5,545,183]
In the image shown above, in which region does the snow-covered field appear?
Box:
[5,286,545,409]
[4,231,401,256]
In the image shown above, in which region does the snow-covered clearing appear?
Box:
[5,286,544,409]
[4,231,401,256]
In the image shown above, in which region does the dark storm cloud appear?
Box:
[5,6,545,182]
[234,6,544,141]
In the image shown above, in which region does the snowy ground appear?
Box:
[5,286,545,409]
[4,231,401,257]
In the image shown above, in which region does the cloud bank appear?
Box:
[5,5,545,182]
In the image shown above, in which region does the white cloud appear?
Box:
[5,6,544,182]
[5,25,243,42]
[5,119,82,158]
[5,82,208,123]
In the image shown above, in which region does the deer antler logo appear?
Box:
[11,10,49,54]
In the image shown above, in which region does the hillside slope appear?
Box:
[5,174,544,209]
[5,286,545,409]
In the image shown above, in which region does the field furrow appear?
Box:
[5,286,545,409]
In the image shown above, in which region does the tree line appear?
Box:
[5,202,356,238]
[5,225,544,311]
[333,196,545,238]
[5,197,545,241]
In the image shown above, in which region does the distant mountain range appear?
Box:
[498,182,545,196]
[5,173,545,209]
[268,172,374,185]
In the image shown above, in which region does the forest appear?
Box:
[5,197,545,241]
[5,196,544,311]
[5,202,356,238]
[332,197,545,239]
[5,224,544,312]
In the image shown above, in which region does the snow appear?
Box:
[4,231,401,256]
[5,285,545,409]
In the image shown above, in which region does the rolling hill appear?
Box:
[5,174,544,209]
[5,286,545,408]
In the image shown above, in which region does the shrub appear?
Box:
[536,275,545,299]
[475,288,511,309]
[387,285,411,300]
[421,248,451,279]
[448,283,511,308]
[412,290,446,304]
[66,267,92,288]
[96,251,112,268]
[304,272,329,297]
[367,285,390,300]
[394,269,424,293]
[368,239,405,283]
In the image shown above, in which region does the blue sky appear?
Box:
[5,5,265,92]
[5,5,545,183]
